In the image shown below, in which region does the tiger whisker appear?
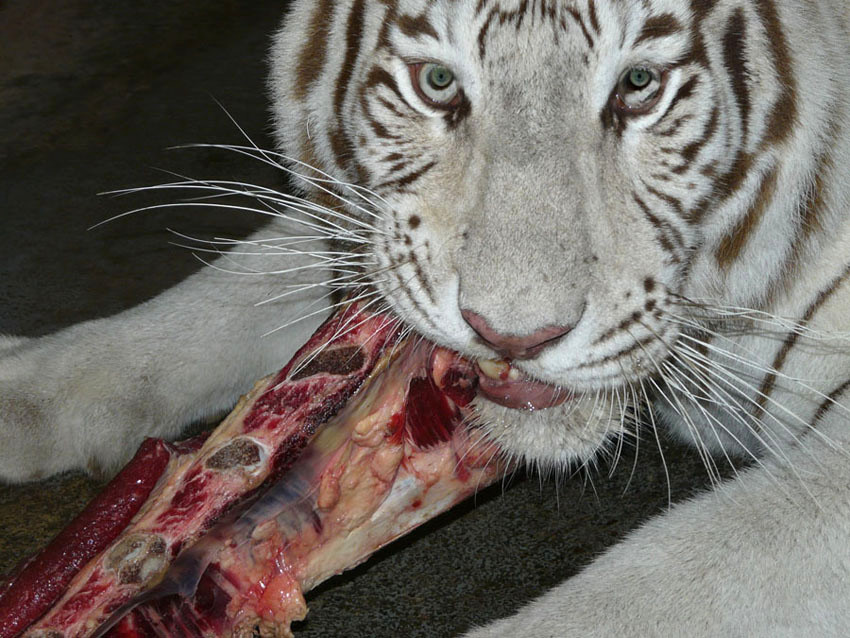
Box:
[670,295,850,342]
[169,241,374,265]
[256,272,387,307]
[638,374,674,505]
[167,229,343,249]
[670,327,850,420]
[106,178,383,238]
[186,104,390,220]
[188,249,369,278]
[117,170,385,233]
[621,321,721,493]
[669,345,838,498]
[206,104,393,216]
[660,359,769,482]
[90,198,371,246]
[672,339,849,460]
[177,142,387,224]
[261,288,380,340]
[622,380,646,496]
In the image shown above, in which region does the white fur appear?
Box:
[0,221,331,479]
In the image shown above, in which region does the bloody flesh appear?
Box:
[0,439,175,638]
[1,303,505,637]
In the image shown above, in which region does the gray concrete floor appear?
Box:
[0,2,720,635]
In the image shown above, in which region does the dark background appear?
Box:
[0,1,714,635]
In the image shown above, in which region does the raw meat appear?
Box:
[0,302,506,637]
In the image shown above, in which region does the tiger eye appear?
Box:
[411,62,461,108]
[427,65,454,90]
[612,65,665,115]
[628,67,652,89]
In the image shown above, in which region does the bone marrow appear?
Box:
[0,302,507,637]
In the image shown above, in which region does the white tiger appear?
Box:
[3,0,850,635]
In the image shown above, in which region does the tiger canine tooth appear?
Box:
[479,358,510,379]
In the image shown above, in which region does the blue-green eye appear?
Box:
[427,65,454,89]
[628,67,652,88]
[411,62,460,108]
[614,65,664,113]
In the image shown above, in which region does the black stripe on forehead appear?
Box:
[397,10,439,41]
[587,0,600,34]
[329,0,368,175]
[566,7,595,49]
[477,1,594,61]
[753,0,797,145]
[475,0,492,16]
[634,12,684,46]
[721,9,750,145]
[294,0,336,101]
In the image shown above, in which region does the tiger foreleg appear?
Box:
[464,426,850,637]
[0,226,332,482]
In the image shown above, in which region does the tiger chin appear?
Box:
[2,0,850,635]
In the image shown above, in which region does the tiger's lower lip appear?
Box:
[474,362,570,410]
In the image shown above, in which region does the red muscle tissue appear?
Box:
[0,302,506,637]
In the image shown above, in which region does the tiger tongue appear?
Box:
[475,361,569,410]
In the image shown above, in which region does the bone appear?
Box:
[0,438,173,638]
[3,303,507,637]
[105,343,503,634]
[205,438,264,471]
[9,302,401,637]
[290,345,366,380]
[105,533,168,586]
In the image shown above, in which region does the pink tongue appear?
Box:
[476,366,569,410]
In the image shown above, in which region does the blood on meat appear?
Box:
[405,376,459,449]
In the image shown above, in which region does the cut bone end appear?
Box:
[3,302,508,637]
[206,438,264,471]
[105,533,168,586]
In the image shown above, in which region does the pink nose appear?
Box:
[461,309,572,360]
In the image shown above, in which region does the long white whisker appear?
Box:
[188,103,390,221]
[670,344,834,504]
[673,339,847,459]
[670,297,850,342]
[176,143,387,223]
[204,103,392,215]
[103,179,383,238]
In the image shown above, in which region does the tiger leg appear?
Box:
[463,417,850,637]
[0,223,331,482]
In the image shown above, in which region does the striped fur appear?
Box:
[270,0,850,464]
[1,0,848,634]
[267,1,850,633]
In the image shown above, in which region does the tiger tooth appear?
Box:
[507,366,522,381]
[479,358,510,380]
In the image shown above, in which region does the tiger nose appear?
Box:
[461,309,572,360]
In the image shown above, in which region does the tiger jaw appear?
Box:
[378,276,677,415]
[470,336,667,413]
[465,335,673,467]
[475,357,572,410]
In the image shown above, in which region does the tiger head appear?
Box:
[268,0,833,468]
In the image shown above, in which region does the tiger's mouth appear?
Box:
[475,358,571,410]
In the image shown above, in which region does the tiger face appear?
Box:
[269,0,838,467]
